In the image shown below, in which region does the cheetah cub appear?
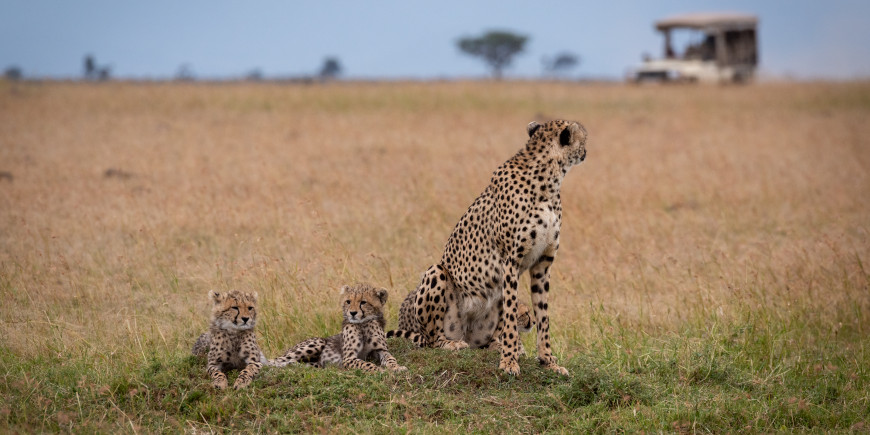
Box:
[192,290,266,390]
[268,283,407,373]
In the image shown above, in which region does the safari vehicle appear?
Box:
[629,12,758,84]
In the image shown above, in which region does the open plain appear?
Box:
[1,80,868,432]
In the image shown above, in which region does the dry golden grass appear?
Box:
[1,80,868,373]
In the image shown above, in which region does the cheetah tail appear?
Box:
[191,332,210,357]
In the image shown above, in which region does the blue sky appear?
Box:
[2,1,869,80]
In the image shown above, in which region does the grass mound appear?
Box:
[3,312,867,433]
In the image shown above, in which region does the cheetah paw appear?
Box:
[499,357,520,376]
[212,379,228,390]
[441,340,469,351]
[391,365,408,372]
[232,379,250,390]
[545,363,570,376]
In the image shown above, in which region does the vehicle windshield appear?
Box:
[665,28,716,61]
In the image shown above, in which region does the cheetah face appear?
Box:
[527,120,588,167]
[340,283,388,324]
[210,290,258,331]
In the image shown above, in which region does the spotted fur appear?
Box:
[192,290,266,390]
[514,299,534,356]
[387,119,587,376]
[388,292,534,355]
[268,283,406,373]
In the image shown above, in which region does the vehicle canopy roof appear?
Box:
[655,12,757,31]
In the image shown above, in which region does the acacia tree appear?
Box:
[175,64,195,81]
[542,52,580,78]
[457,30,528,79]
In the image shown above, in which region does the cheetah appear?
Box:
[388,291,535,355]
[392,119,587,376]
[268,283,407,373]
[514,299,534,356]
[192,290,266,390]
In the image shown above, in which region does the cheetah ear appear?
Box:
[375,288,389,304]
[209,290,223,304]
[560,122,584,147]
[559,126,572,146]
[527,121,541,137]
[339,285,350,296]
[250,291,258,302]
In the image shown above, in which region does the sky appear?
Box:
[2,1,870,80]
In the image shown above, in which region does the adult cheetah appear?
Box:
[389,291,535,354]
[394,119,587,376]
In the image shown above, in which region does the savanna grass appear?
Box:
[1,79,868,432]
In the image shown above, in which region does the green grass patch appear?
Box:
[2,310,868,433]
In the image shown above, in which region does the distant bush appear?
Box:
[319,57,342,80]
[83,55,111,81]
[4,66,23,81]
